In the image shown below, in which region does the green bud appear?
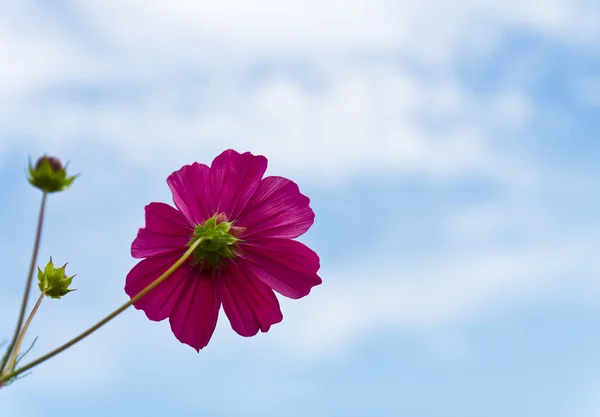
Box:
[187,213,243,269]
[37,257,76,299]
[28,155,77,193]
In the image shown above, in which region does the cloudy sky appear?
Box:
[1,1,600,416]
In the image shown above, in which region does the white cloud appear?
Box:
[0,63,534,186]
[273,230,599,358]
[68,0,600,59]
[0,0,596,184]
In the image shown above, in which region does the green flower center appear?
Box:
[187,214,241,270]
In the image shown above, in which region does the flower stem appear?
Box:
[1,192,47,374]
[2,293,44,378]
[0,238,204,384]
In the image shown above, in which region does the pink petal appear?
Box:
[131,203,193,259]
[169,271,222,351]
[125,252,190,321]
[239,238,322,299]
[209,150,267,219]
[221,261,283,337]
[167,162,214,225]
[237,176,314,239]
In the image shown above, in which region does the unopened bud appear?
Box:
[28,155,76,193]
[37,257,76,299]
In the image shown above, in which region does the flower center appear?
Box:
[187,213,243,270]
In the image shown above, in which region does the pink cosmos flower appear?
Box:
[125,149,322,350]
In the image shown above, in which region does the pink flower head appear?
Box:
[125,150,322,350]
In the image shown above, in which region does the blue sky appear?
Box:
[1,1,600,416]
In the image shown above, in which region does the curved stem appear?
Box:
[1,192,47,373]
[3,293,44,377]
[1,238,203,383]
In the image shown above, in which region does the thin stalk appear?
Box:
[3,293,44,377]
[1,192,47,373]
[1,238,203,383]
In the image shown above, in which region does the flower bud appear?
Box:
[37,257,76,299]
[28,155,76,193]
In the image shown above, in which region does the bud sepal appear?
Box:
[37,257,76,299]
[28,156,77,193]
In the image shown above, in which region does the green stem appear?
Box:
[0,238,203,384]
[1,192,47,374]
[3,293,44,378]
